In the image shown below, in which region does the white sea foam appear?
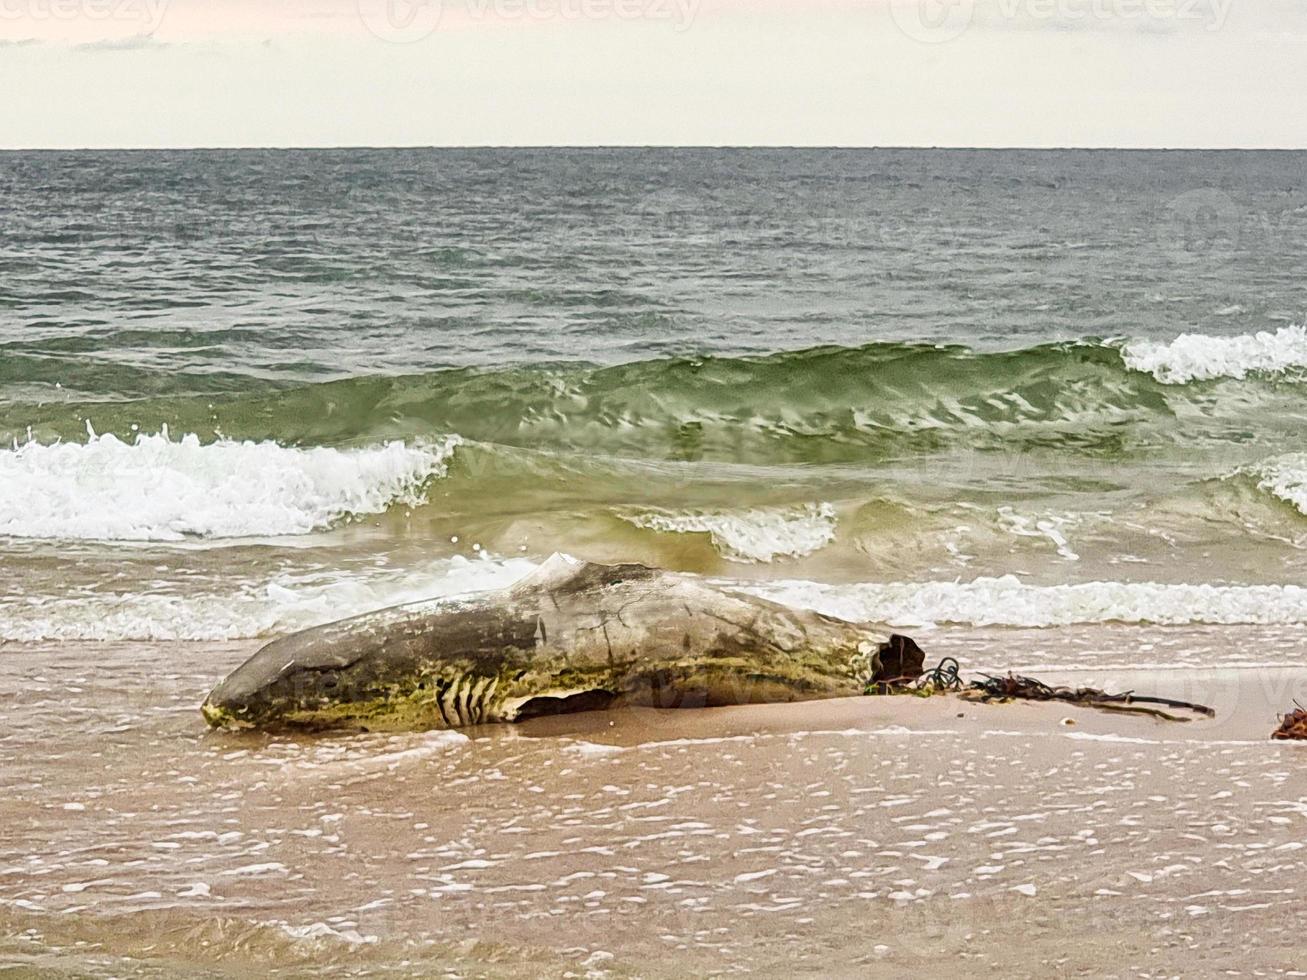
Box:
[995,507,1084,561]
[15,547,1307,642]
[0,428,460,541]
[742,576,1307,628]
[1244,453,1307,516]
[277,922,378,946]
[1121,325,1307,384]
[621,502,837,563]
[1,553,537,642]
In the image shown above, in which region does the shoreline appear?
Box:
[3,629,1307,976]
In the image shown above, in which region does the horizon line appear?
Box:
[2,143,1305,152]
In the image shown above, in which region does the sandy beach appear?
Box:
[4,626,1306,978]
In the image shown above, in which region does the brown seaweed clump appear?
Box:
[1272,708,1307,741]
[962,673,1215,722]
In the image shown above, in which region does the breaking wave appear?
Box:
[1121,324,1307,384]
[1242,452,1307,516]
[620,503,837,563]
[6,330,1307,465]
[0,427,461,542]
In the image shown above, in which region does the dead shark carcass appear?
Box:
[202,556,889,733]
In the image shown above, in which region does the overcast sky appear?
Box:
[1,0,1304,148]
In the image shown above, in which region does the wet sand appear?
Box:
[3,628,1307,978]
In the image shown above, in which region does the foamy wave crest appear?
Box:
[996,507,1086,561]
[621,503,837,563]
[1,554,539,642]
[0,427,461,541]
[1243,453,1307,516]
[1122,325,1307,384]
[744,576,1307,627]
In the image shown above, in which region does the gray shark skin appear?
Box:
[202,555,886,733]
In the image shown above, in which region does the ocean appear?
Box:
[3,147,1307,649]
[6,148,1307,977]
